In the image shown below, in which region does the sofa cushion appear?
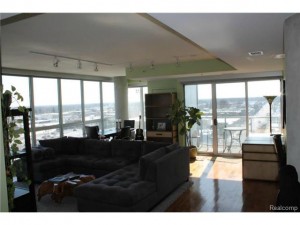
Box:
[92,157,133,171]
[80,139,111,157]
[74,164,156,207]
[62,155,99,168]
[139,147,166,180]
[111,140,142,161]
[61,137,85,155]
[39,137,63,154]
[142,141,170,155]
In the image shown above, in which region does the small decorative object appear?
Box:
[157,122,166,131]
[263,95,277,135]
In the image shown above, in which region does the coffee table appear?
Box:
[37,172,95,203]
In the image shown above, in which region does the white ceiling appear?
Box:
[0,13,294,79]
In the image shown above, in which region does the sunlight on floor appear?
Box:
[190,156,242,181]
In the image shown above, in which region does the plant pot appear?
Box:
[189,146,198,159]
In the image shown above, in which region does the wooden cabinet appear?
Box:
[145,93,177,143]
[9,109,37,212]
[242,136,279,181]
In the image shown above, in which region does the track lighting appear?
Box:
[94,63,99,72]
[150,61,155,70]
[30,51,112,72]
[129,63,134,72]
[77,60,82,69]
[175,56,180,67]
[53,57,59,68]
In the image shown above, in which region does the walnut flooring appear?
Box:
[166,155,279,212]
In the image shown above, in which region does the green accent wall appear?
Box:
[126,59,235,79]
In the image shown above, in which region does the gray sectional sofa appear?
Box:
[32,137,190,212]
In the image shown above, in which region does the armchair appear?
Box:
[85,126,100,139]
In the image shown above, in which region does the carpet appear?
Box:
[35,181,193,212]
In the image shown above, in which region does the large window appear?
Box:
[248,80,281,134]
[61,79,83,137]
[2,76,30,108]
[1,74,115,144]
[102,82,115,134]
[84,81,101,122]
[33,77,60,140]
[34,78,59,127]
[185,78,282,155]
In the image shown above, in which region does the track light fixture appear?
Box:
[150,61,155,70]
[53,56,59,68]
[30,51,112,72]
[94,63,99,72]
[175,56,180,67]
[77,60,82,69]
[129,63,134,72]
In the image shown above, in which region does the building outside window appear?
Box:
[61,79,83,137]
[33,77,60,140]
[83,81,102,135]
[101,82,115,135]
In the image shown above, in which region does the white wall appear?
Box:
[113,76,128,122]
[284,14,300,178]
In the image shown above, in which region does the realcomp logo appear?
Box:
[270,205,298,212]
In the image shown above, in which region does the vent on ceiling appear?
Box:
[248,51,264,56]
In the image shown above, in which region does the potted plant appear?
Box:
[1,85,28,210]
[169,99,204,159]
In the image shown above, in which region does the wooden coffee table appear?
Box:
[37,173,95,203]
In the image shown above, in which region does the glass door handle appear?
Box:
[213,118,218,126]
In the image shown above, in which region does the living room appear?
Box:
[1,1,300,224]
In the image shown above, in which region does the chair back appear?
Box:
[273,134,287,169]
[116,127,131,140]
[85,126,99,139]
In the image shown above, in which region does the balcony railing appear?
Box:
[190,115,281,154]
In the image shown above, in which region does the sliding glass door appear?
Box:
[216,82,246,154]
[186,84,213,153]
[185,79,281,156]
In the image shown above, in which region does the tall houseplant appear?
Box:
[1,85,27,210]
[169,99,204,147]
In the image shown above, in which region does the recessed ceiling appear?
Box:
[0,13,294,79]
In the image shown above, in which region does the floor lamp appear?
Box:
[263,96,277,135]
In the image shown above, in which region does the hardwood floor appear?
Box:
[166,155,279,212]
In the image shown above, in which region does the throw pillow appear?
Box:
[61,137,84,154]
[39,137,63,154]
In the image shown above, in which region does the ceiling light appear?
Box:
[129,63,134,72]
[94,63,99,72]
[77,60,82,69]
[175,56,180,67]
[248,51,264,56]
[30,51,112,71]
[53,57,59,68]
[150,61,155,70]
